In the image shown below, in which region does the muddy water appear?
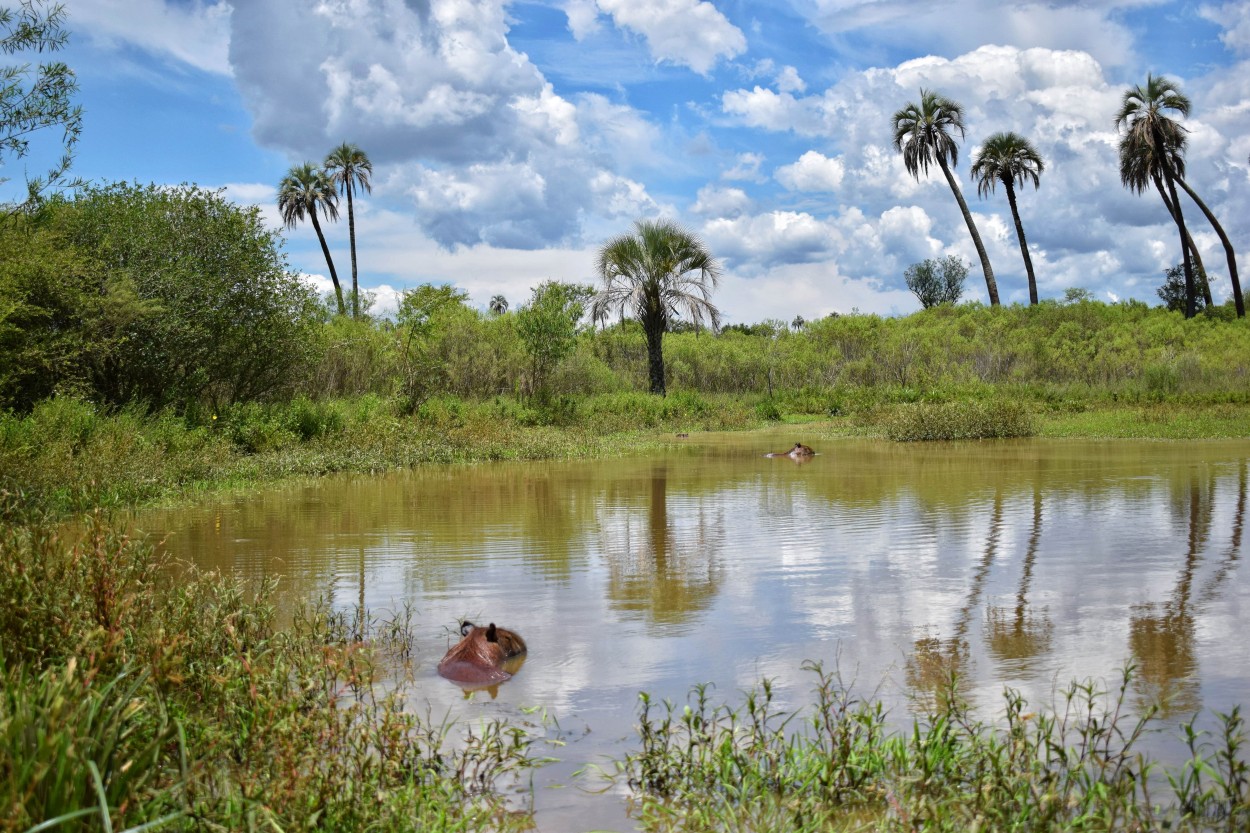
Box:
[137,433,1250,831]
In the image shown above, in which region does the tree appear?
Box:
[278,162,344,315]
[323,142,372,319]
[1,183,322,411]
[905,256,968,308]
[1158,262,1210,314]
[892,89,998,305]
[489,294,509,316]
[592,219,721,396]
[1116,75,1197,318]
[971,132,1044,304]
[1,0,82,219]
[791,315,806,331]
[515,281,593,400]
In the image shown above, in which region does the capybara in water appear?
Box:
[437,621,527,686]
[766,442,815,459]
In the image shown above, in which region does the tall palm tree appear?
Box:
[278,162,344,315]
[489,294,509,316]
[1121,138,1214,306]
[593,219,721,396]
[892,89,999,305]
[971,132,1044,305]
[1116,75,1197,317]
[323,142,373,319]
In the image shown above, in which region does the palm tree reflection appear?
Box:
[906,490,1004,710]
[985,488,1053,670]
[601,463,724,629]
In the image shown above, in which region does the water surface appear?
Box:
[138,433,1250,831]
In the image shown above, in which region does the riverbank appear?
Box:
[4,391,1249,523]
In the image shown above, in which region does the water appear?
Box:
[137,433,1250,831]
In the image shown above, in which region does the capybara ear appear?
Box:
[486,623,498,642]
[460,620,474,637]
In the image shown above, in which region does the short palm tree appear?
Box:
[323,142,373,319]
[892,89,998,305]
[1116,75,1199,317]
[278,162,344,315]
[593,219,721,396]
[489,294,509,316]
[971,132,1044,305]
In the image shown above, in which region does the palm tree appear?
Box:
[489,294,509,316]
[1116,75,1197,317]
[323,142,373,319]
[278,162,344,315]
[971,132,1044,305]
[593,219,721,396]
[1120,137,1214,307]
[892,89,998,305]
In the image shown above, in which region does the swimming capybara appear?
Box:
[437,621,527,686]
[766,442,815,459]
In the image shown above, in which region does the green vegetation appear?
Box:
[971,131,1045,305]
[615,664,1249,832]
[903,255,968,309]
[0,514,547,832]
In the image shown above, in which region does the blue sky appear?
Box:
[16,0,1250,322]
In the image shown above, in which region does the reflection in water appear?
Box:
[906,489,1004,709]
[600,463,725,628]
[136,437,1250,832]
[986,487,1053,671]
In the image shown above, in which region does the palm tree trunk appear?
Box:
[346,186,359,319]
[310,211,345,315]
[1004,182,1038,305]
[937,155,998,305]
[1155,133,1196,318]
[644,319,666,396]
[1154,174,1212,307]
[1176,175,1243,318]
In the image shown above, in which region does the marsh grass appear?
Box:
[883,400,1037,442]
[0,515,549,833]
[617,662,1249,832]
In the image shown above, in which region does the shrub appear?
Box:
[884,400,1036,441]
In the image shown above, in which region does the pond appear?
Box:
[137,432,1250,831]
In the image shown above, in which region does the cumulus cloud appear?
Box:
[70,0,232,74]
[596,0,747,75]
[223,0,670,250]
[1200,2,1250,56]
[776,151,845,191]
[692,184,753,218]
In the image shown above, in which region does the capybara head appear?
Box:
[438,621,527,687]
[790,442,814,456]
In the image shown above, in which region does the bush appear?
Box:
[884,400,1037,441]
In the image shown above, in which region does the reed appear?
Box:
[617,663,1249,832]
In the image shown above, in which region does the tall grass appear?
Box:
[616,662,1249,832]
[0,514,549,832]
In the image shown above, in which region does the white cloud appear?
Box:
[776,151,845,192]
[1200,3,1250,56]
[596,0,747,75]
[70,0,232,74]
[723,152,767,182]
[692,185,752,218]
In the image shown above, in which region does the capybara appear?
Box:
[437,621,527,686]
[766,442,815,459]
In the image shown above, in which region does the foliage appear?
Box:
[971,131,1045,304]
[1160,262,1211,313]
[0,0,83,217]
[514,280,593,400]
[618,664,1249,832]
[883,399,1036,441]
[0,514,546,832]
[904,256,968,308]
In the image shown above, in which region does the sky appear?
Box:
[13,0,1250,323]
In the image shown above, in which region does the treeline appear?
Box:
[3,183,1250,423]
